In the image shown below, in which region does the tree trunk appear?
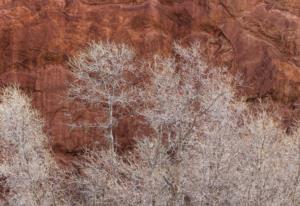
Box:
[108,98,114,152]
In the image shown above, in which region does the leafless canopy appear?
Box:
[2,42,300,206]
[70,42,300,206]
[68,41,136,151]
[0,86,58,206]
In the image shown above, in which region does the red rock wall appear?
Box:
[1,0,300,151]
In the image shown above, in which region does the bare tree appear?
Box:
[140,55,198,205]
[69,42,300,206]
[140,42,240,205]
[71,42,240,205]
[2,42,298,206]
[230,111,300,205]
[0,86,58,206]
[73,137,172,206]
[69,41,136,152]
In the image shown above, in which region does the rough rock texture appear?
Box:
[1,0,300,152]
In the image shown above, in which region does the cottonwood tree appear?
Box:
[76,137,172,206]
[69,41,135,152]
[70,42,300,206]
[140,56,199,205]
[73,42,242,206]
[230,111,300,205]
[140,42,240,205]
[0,86,58,206]
[75,109,300,206]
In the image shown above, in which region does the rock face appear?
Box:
[1,0,300,151]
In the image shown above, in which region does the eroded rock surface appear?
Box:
[1,0,300,151]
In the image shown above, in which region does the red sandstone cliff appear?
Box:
[0,0,300,151]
